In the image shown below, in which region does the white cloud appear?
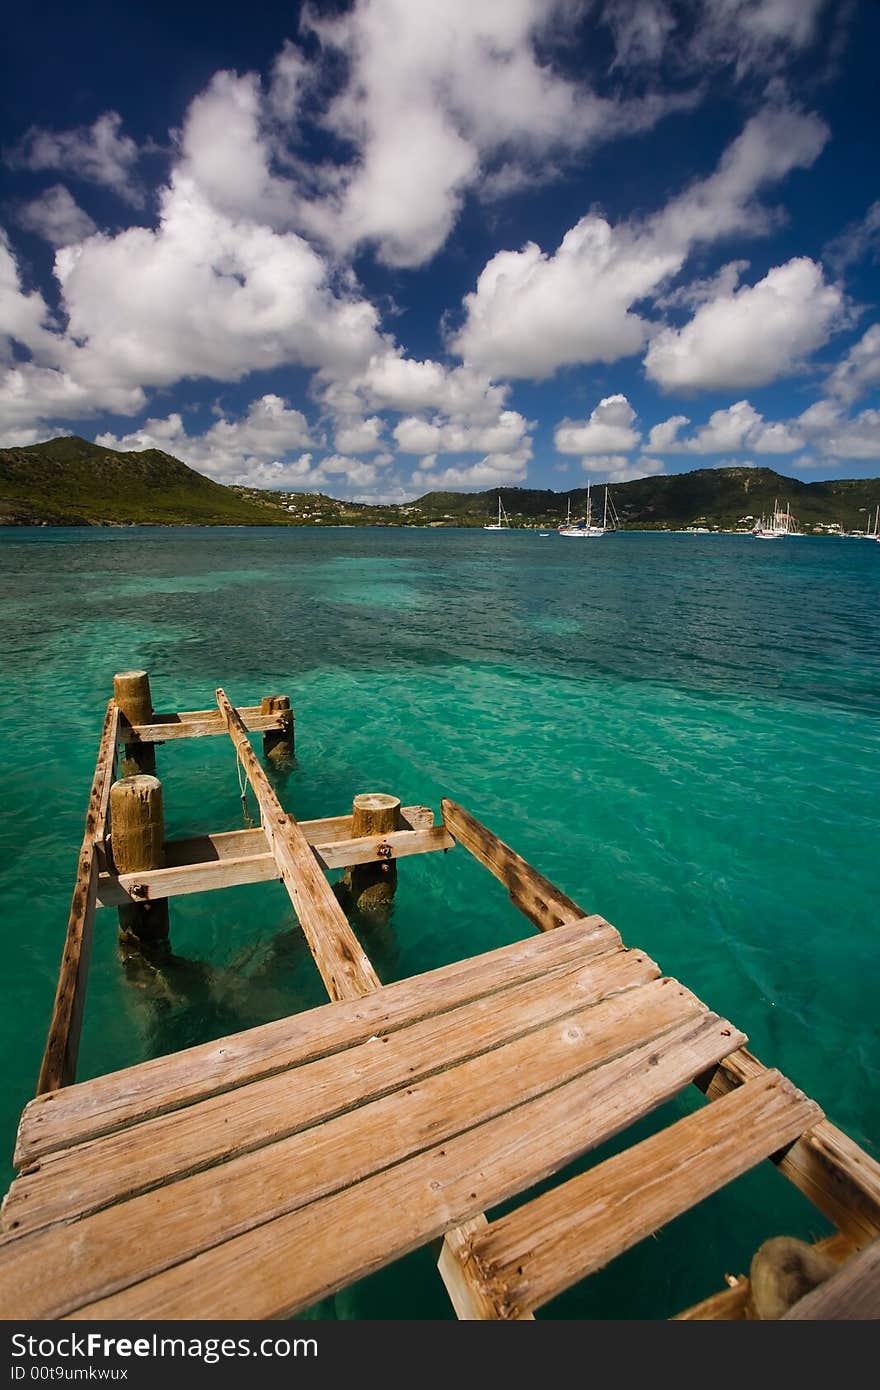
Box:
[604,0,830,77]
[50,176,383,392]
[451,105,828,378]
[587,454,666,484]
[7,112,143,204]
[827,325,880,405]
[177,70,298,229]
[647,400,802,454]
[798,402,880,459]
[15,186,97,247]
[645,258,844,391]
[334,415,385,454]
[647,414,689,449]
[409,446,531,491]
[554,395,641,455]
[299,0,691,268]
[825,200,880,273]
[393,409,529,456]
[96,394,314,485]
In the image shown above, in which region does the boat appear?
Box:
[558,484,617,538]
[864,503,880,541]
[483,495,511,531]
[752,499,799,539]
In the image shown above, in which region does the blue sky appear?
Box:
[2,0,879,499]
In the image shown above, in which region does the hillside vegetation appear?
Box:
[2,438,877,531]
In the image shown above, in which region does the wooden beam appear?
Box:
[440,798,588,932]
[312,824,453,870]
[701,1048,880,1248]
[215,688,379,1002]
[127,705,288,743]
[37,700,120,1095]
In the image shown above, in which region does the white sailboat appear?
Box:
[558,484,615,538]
[483,495,511,531]
[752,499,798,539]
[864,503,880,541]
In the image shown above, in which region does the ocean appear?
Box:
[0,524,877,1318]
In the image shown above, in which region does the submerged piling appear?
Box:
[343,792,402,915]
[261,695,294,770]
[109,773,170,952]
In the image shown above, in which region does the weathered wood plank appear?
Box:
[133,806,435,871]
[216,688,379,1002]
[16,914,619,1167]
[311,825,453,870]
[36,701,120,1096]
[441,798,587,932]
[702,1048,880,1247]
[782,1238,880,1319]
[96,853,280,907]
[58,1013,744,1321]
[466,1073,823,1319]
[3,950,660,1237]
[127,705,287,742]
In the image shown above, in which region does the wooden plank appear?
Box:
[96,853,280,907]
[464,1073,823,1318]
[128,705,288,742]
[311,825,453,870]
[3,950,660,1236]
[782,1239,880,1319]
[702,1048,880,1247]
[36,700,120,1096]
[441,798,588,932]
[159,806,434,868]
[216,687,379,1002]
[672,1233,855,1320]
[58,1012,744,1321]
[16,914,620,1167]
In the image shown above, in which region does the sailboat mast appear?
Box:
[586,482,591,527]
[603,486,608,530]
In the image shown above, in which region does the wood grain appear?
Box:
[16,914,619,1166]
[3,950,659,1236]
[61,1013,744,1321]
[467,1073,823,1318]
[441,798,588,932]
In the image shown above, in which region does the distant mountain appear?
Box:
[0,436,292,527]
[2,439,878,532]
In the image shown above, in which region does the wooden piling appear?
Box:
[261,695,294,769]
[109,774,170,952]
[341,793,402,915]
[114,670,156,775]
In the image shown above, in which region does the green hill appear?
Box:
[412,469,880,530]
[1,438,877,532]
[0,436,293,526]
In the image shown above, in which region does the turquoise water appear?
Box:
[0,525,877,1319]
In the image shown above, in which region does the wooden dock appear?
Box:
[1,673,878,1320]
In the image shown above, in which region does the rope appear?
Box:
[236,743,255,830]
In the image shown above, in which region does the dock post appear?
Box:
[342,793,402,915]
[113,670,156,776]
[109,774,170,953]
[261,695,294,770]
